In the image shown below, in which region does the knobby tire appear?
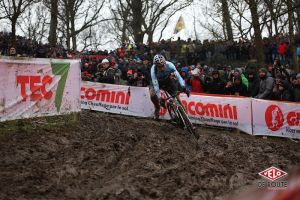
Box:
[177,105,199,139]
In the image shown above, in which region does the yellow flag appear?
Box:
[174,16,185,34]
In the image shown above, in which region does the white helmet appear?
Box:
[101,58,109,64]
[153,54,166,65]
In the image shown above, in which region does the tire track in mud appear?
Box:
[0,110,299,200]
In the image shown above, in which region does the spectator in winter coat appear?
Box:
[234,68,248,88]
[225,74,248,96]
[188,68,204,93]
[246,71,260,97]
[297,44,300,61]
[292,73,300,102]
[278,42,288,64]
[255,68,275,100]
[273,81,293,101]
[97,59,116,84]
[206,70,226,94]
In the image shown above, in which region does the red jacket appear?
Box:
[278,43,287,55]
[189,78,204,93]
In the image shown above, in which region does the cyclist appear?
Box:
[150,54,189,119]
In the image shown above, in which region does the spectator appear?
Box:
[97,59,116,84]
[297,44,300,61]
[273,81,293,101]
[255,68,275,100]
[292,74,300,102]
[233,68,248,88]
[188,67,204,93]
[206,70,226,94]
[246,70,260,97]
[278,41,288,64]
[9,46,17,56]
[225,74,248,96]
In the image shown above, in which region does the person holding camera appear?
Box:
[127,68,149,87]
[225,74,248,96]
[271,59,290,81]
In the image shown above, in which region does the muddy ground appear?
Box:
[0,111,299,200]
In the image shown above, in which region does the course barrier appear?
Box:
[1,59,299,140]
[81,82,300,139]
[0,58,81,122]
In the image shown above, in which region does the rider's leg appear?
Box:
[149,87,160,119]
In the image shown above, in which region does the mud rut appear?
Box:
[0,111,299,200]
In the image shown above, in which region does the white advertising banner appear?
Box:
[0,58,81,122]
[80,82,153,117]
[159,94,253,135]
[80,83,253,135]
[252,99,300,139]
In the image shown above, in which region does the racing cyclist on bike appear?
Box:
[150,54,189,119]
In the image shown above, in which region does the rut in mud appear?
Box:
[0,110,299,200]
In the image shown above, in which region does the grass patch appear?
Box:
[0,113,80,135]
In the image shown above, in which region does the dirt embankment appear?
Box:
[0,111,299,200]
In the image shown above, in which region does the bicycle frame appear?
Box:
[162,90,199,139]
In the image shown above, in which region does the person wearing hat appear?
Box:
[273,80,292,101]
[246,68,260,97]
[206,69,226,94]
[255,68,275,99]
[97,58,116,84]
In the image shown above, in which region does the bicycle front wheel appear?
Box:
[177,106,199,139]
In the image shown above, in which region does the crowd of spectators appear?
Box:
[1,31,300,102]
[81,37,300,102]
[0,32,78,58]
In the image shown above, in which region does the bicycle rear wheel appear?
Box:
[177,106,199,139]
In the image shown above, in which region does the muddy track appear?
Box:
[0,111,299,200]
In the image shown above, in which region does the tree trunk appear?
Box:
[11,17,17,46]
[121,21,127,44]
[131,0,144,44]
[70,13,77,50]
[147,31,154,43]
[248,0,264,64]
[286,0,299,72]
[296,0,300,33]
[48,0,58,46]
[221,0,233,41]
[65,1,71,50]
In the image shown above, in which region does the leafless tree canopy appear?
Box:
[0,0,299,62]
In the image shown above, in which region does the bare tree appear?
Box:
[285,0,299,71]
[221,0,233,41]
[18,3,48,43]
[110,0,192,44]
[58,0,106,50]
[0,0,37,44]
[199,0,227,40]
[295,0,300,32]
[47,0,59,46]
[245,0,264,64]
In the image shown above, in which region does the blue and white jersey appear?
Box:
[150,61,185,98]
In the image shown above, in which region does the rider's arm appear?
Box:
[168,62,186,88]
[150,65,161,98]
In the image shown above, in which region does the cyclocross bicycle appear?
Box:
[161,90,199,139]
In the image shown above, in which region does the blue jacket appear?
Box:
[151,61,185,98]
